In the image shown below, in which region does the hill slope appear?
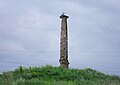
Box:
[0,65,120,85]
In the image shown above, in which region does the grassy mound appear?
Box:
[0,65,120,85]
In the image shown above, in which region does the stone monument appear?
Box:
[59,13,69,68]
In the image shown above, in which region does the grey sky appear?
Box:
[0,0,120,75]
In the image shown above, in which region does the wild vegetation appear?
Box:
[0,65,120,85]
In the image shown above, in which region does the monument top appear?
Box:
[60,13,69,18]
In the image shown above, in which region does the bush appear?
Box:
[0,65,120,85]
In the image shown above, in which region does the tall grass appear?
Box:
[0,65,120,85]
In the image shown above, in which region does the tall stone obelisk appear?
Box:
[59,13,69,68]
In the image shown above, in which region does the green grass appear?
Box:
[0,65,120,85]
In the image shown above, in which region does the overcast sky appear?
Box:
[0,0,120,75]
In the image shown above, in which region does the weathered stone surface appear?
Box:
[59,14,69,68]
